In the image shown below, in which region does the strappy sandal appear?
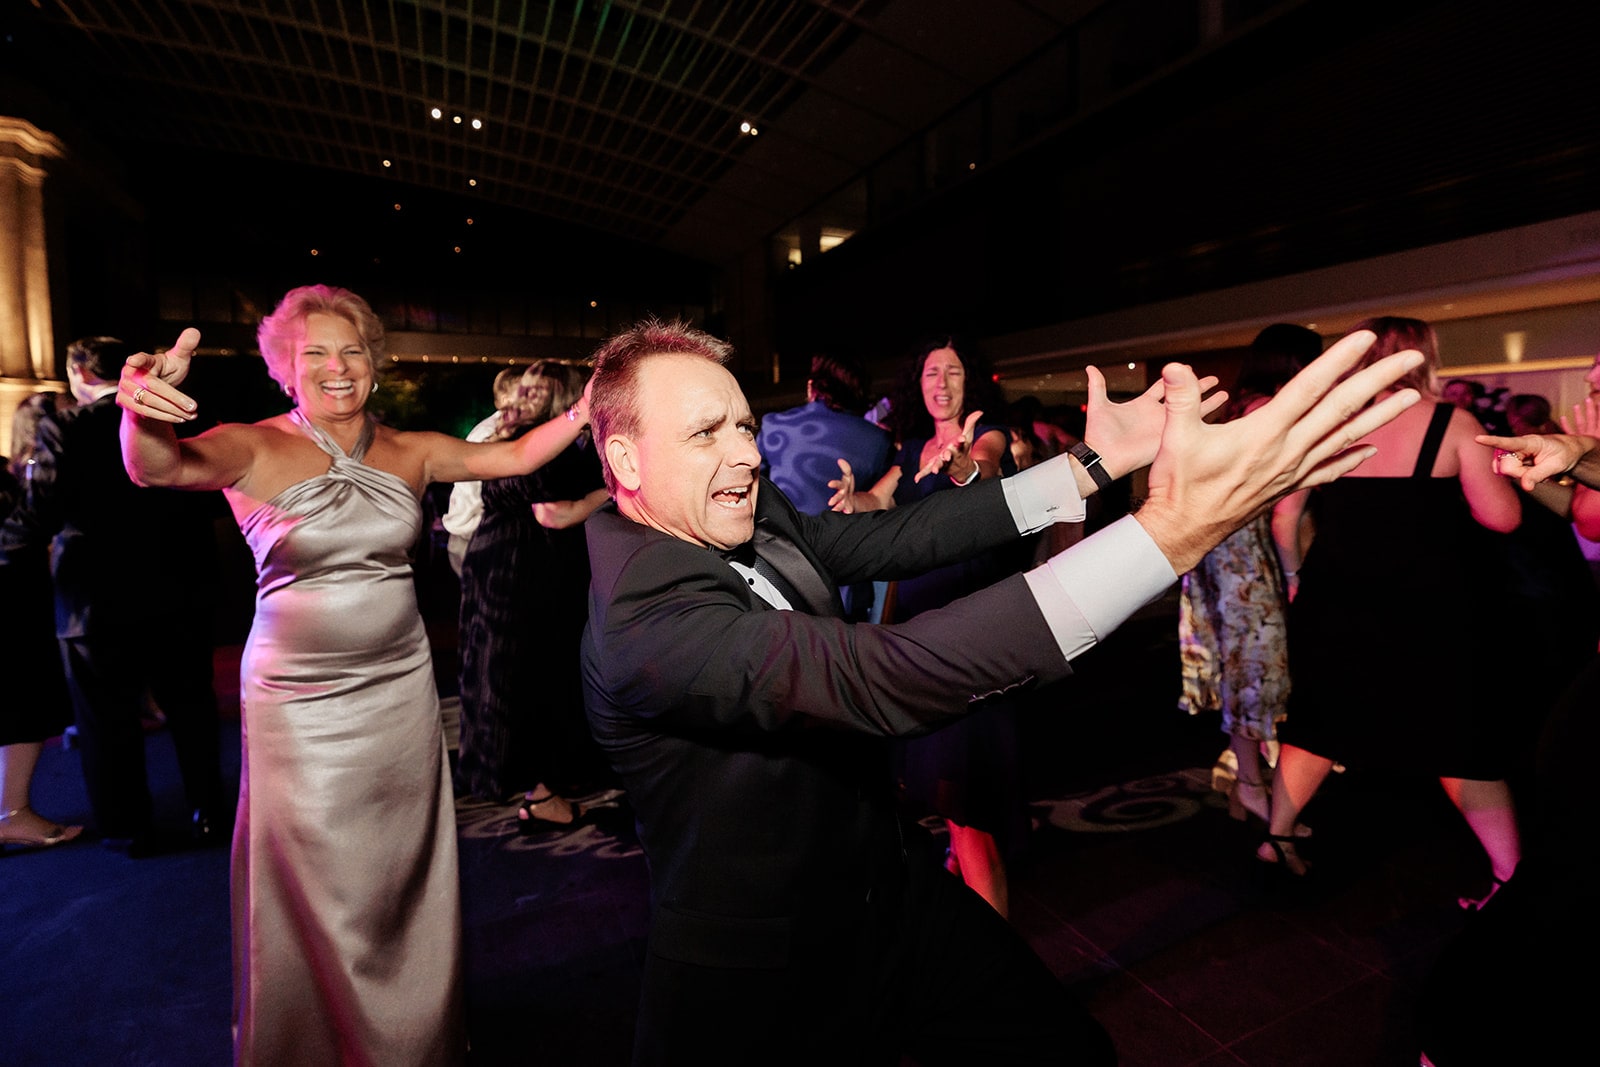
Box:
[1458,873,1509,912]
[1255,833,1310,876]
[0,807,84,855]
[516,793,591,836]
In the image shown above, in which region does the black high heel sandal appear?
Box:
[516,793,591,836]
[1256,833,1310,876]
[1458,873,1508,912]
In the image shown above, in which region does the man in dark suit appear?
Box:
[581,320,1423,1064]
[0,336,223,853]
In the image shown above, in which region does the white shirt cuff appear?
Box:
[1002,452,1085,533]
[1023,515,1178,661]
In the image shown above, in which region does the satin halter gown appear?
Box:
[232,411,464,1065]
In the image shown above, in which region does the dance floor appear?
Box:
[2,595,1497,1066]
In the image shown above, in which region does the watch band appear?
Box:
[1068,441,1112,491]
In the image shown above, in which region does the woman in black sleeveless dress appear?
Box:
[1264,318,1523,910]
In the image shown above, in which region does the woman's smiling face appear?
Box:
[290,311,373,419]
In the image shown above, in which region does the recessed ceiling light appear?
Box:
[430,107,442,119]
[471,118,483,130]
[381,159,391,168]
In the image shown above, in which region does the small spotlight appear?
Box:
[309,248,319,256]
[453,245,462,253]
[471,118,483,130]
[453,114,462,124]
[740,121,751,133]
[589,300,598,308]
[381,159,392,168]
[466,218,474,225]
[968,162,976,170]
[1128,363,1136,370]
[468,178,478,187]
[393,203,402,211]
[430,107,442,119]
[451,356,459,363]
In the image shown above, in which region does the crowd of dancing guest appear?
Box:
[1263,317,1524,903]
[116,284,593,1065]
[1178,324,1322,829]
[456,358,610,830]
[11,283,1600,1066]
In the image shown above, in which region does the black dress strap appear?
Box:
[1412,403,1454,479]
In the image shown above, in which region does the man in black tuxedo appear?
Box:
[581,320,1423,1064]
[0,337,223,852]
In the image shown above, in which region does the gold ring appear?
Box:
[133,386,147,405]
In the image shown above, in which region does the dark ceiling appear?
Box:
[9,0,1092,265]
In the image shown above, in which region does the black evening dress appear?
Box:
[456,434,605,801]
[1280,404,1514,780]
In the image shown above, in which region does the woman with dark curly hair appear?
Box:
[834,336,1027,916]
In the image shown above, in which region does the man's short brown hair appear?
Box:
[589,319,734,493]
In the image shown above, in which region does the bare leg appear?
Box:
[0,743,83,846]
[1229,734,1270,822]
[1257,743,1332,873]
[1440,776,1520,907]
[947,821,1009,919]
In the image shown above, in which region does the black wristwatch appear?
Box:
[1068,441,1113,491]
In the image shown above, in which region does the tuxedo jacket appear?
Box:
[582,476,1071,971]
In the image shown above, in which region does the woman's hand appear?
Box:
[830,460,898,513]
[118,327,201,423]
[915,410,983,483]
[1084,365,1225,479]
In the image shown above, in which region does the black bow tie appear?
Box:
[717,535,805,609]
[718,540,758,569]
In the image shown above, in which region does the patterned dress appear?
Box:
[1177,512,1290,741]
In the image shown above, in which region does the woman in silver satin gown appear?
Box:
[115,285,593,1065]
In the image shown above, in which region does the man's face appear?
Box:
[607,354,761,549]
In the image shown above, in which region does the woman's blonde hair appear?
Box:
[257,285,386,399]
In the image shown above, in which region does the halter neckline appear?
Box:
[289,409,375,462]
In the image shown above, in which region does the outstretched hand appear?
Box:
[1084,365,1225,479]
[1135,330,1424,574]
[1476,431,1598,490]
[914,410,983,483]
[828,458,857,513]
[118,327,201,423]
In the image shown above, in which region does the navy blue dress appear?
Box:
[890,427,1029,843]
